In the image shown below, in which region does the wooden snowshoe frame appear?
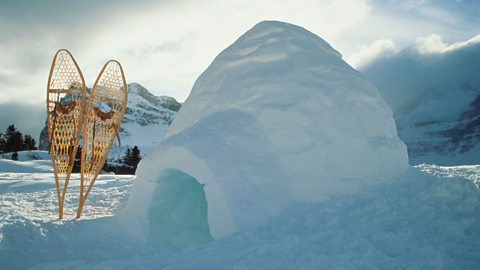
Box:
[77,60,127,218]
[47,49,86,220]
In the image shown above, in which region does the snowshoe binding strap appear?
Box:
[94,106,115,121]
[55,101,77,114]
[48,100,77,154]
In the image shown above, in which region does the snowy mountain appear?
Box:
[396,83,480,165]
[118,83,180,155]
[122,83,180,126]
[38,83,181,156]
[122,20,407,246]
[360,38,480,165]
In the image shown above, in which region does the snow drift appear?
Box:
[121,21,408,244]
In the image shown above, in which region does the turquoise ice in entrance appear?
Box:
[147,169,212,249]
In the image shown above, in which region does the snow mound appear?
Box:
[0,151,52,173]
[121,21,408,243]
[1,150,51,162]
[4,166,478,269]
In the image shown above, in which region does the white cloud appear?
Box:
[416,33,480,54]
[360,34,480,116]
[402,0,430,9]
[416,33,448,53]
[346,38,398,68]
[70,0,372,101]
[445,34,480,51]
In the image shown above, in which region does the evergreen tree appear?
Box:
[0,133,5,153]
[102,161,109,172]
[5,125,23,153]
[72,145,82,173]
[76,145,82,160]
[2,125,38,153]
[131,146,141,167]
[124,147,132,165]
[118,146,142,174]
[23,134,36,150]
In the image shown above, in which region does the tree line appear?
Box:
[1,124,141,174]
[0,124,37,160]
[72,145,142,174]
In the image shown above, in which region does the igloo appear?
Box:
[120,21,408,247]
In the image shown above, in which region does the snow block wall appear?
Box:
[121,21,408,245]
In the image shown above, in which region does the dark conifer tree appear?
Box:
[0,133,5,153]
[124,147,132,166]
[23,134,36,150]
[130,146,141,167]
[5,125,23,153]
[72,145,82,173]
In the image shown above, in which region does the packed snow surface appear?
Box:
[0,162,479,269]
[0,151,52,173]
[122,20,408,241]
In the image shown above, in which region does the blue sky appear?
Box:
[0,0,478,137]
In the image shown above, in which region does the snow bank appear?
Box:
[1,150,51,162]
[4,166,478,269]
[0,159,52,173]
[121,21,408,243]
[0,151,52,173]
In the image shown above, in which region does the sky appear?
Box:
[361,35,480,116]
[0,0,479,138]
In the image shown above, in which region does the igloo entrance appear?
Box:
[146,169,212,249]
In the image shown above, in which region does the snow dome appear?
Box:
[121,21,408,246]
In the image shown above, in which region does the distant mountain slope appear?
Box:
[118,83,180,156]
[396,83,480,165]
[360,37,480,165]
[38,83,181,157]
[123,83,180,126]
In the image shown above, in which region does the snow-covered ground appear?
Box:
[0,161,479,269]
